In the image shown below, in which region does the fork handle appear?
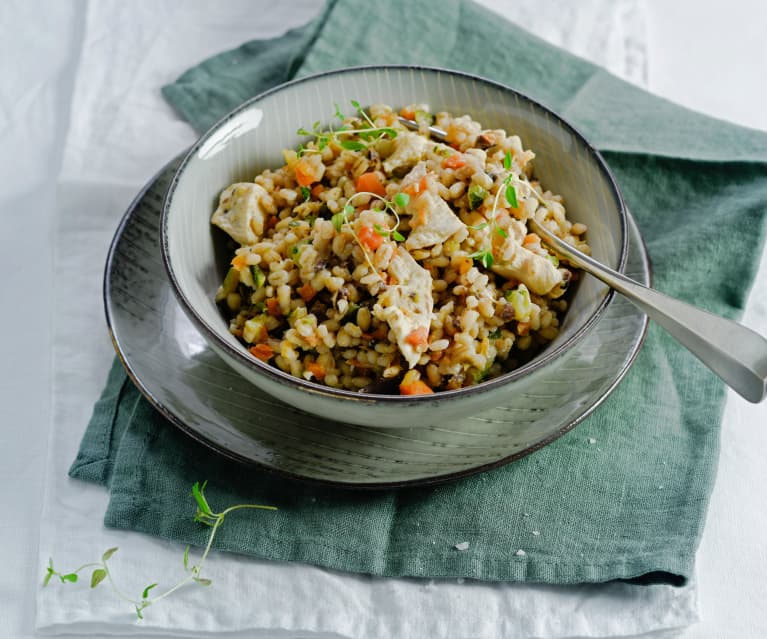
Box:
[531,220,767,403]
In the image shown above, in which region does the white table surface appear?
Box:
[2,1,766,637]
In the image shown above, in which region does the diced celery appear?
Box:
[243,316,267,343]
[215,267,240,302]
[251,264,266,289]
[468,184,488,210]
[505,284,532,321]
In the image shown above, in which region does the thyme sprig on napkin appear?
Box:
[43,482,277,619]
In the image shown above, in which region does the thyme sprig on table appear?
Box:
[43,481,277,620]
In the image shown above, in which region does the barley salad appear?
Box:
[210,102,590,395]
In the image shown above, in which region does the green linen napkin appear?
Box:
[70,0,767,586]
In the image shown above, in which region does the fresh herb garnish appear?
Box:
[466,150,523,269]
[469,249,494,269]
[296,100,398,157]
[299,185,311,201]
[43,482,276,620]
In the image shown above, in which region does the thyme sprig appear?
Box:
[331,190,410,288]
[468,150,517,269]
[43,482,277,620]
[297,100,398,156]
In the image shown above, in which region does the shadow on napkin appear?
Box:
[70,0,767,587]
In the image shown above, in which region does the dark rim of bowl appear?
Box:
[160,64,629,406]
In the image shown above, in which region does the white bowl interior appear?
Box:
[165,67,625,384]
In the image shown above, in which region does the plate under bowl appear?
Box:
[105,159,648,488]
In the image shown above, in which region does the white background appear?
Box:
[1,0,766,637]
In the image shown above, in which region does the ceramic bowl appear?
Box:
[161,65,628,428]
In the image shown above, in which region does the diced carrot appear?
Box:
[402,175,430,197]
[517,322,531,336]
[265,298,281,317]
[405,326,429,347]
[295,164,314,187]
[441,153,466,170]
[355,172,387,197]
[458,257,472,275]
[249,343,274,362]
[231,254,248,270]
[378,111,396,126]
[311,183,324,199]
[265,215,278,230]
[305,361,326,380]
[413,197,429,227]
[357,224,384,251]
[399,379,434,395]
[295,157,321,186]
[297,282,317,302]
[522,233,540,246]
[400,106,416,120]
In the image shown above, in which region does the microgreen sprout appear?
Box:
[296,100,398,157]
[331,190,411,288]
[43,481,277,620]
[468,150,521,269]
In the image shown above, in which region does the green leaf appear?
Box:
[61,573,78,583]
[296,127,310,136]
[339,140,367,151]
[318,137,328,151]
[102,547,119,562]
[194,577,212,586]
[334,103,345,121]
[373,223,387,237]
[391,231,405,242]
[505,184,518,208]
[470,250,494,269]
[495,227,509,239]
[547,254,560,267]
[183,545,190,571]
[378,127,398,139]
[488,328,502,339]
[312,120,321,130]
[503,150,512,170]
[393,192,410,208]
[300,186,311,201]
[90,568,107,588]
[43,561,55,587]
[191,481,212,516]
[142,583,158,599]
[135,605,144,620]
[350,99,361,109]
[343,203,355,216]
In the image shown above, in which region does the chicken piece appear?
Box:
[383,131,430,175]
[491,243,563,295]
[211,183,269,245]
[374,247,433,368]
[405,190,466,250]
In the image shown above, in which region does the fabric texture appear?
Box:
[70,0,767,587]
